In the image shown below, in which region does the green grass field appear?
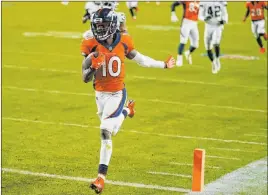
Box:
[2,2,267,195]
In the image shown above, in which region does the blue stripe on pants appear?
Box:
[108,88,127,118]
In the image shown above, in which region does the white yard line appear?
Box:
[3,64,267,90]
[209,147,260,153]
[185,157,267,195]
[206,155,240,161]
[2,117,267,146]
[169,162,221,169]
[1,168,190,193]
[3,85,267,113]
[244,133,267,138]
[147,171,191,178]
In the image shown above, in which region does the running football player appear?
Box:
[171,1,200,66]
[199,0,228,74]
[126,1,138,20]
[80,8,175,194]
[243,1,268,53]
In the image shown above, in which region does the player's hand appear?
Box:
[171,12,179,22]
[204,15,212,22]
[242,17,246,22]
[165,56,175,69]
[218,20,225,25]
[91,52,105,70]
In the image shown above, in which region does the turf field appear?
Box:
[1,2,267,195]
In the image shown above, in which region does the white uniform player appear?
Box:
[126,1,138,20]
[199,0,228,74]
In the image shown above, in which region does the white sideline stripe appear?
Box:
[147,171,191,178]
[3,64,267,90]
[3,117,267,146]
[3,86,267,113]
[244,134,267,138]
[186,157,267,194]
[209,147,259,153]
[206,155,240,161]
[169,162,221,169]
[2,168,190,193]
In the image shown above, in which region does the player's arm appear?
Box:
[198,3,206,21]
[171,1,181,22]
[219,3,228,25]
[82,52,105,83]
[126,50,175,69]
[82,10,91,23]
[243,6,250,22]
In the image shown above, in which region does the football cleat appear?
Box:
[176,55,183,67]
[184,50,192,65]
[260,47,266,53]
[90,177,105,194]
[126,100,135,118]
[216,58,221,72]
[212,60,218,74]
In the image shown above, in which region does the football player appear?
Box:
[82,1,102,24]
[199,0,228,74]
[80,8,175,194]
[171,1,200,66]
[126,1,138,20]
[243,1,268,53]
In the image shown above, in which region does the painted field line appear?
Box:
[3,117,267,146]
[206,155,240,161]
[209,147,260,153]
[244,133,267,138]
[147,171,191,178]
[2,168,190,193]
[170,162,220,169]
[3,85,267,114]
[3,64,267,90]
[186,157,267,195]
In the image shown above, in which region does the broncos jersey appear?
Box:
[246,1,267,21]
[80,33,135,92]
[181,1,200,21]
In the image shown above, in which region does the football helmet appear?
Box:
[91,8,118,41]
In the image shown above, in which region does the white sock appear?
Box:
[99,140,112,165]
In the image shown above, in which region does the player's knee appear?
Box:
[192,41,199,48]
[100,129,112,140]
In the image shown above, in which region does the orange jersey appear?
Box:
[80,33,134,92]
[246,1,267,21]
[182,1,199,21]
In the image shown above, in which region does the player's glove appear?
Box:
[171,12,179,22]
[165,55,175,69]
[204,15,212,22]
[218,20,225,25]
[91,52,105,70]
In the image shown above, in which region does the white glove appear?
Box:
[171,12,179,23]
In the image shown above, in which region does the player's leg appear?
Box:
[256,20,266,53]
[177,20,190,66]
[186,23,199,65]
[204,24,217,74]
[90,89,135,194]
[213,26,223,72]
[251,21,264,52]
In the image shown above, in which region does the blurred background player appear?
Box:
[82,1,102,24]
[126,1,138,20]
[199,0,228,74]
[243,1,268,53]
[80,8,175,194]
[171,1,200,67]
[82,1,127,40]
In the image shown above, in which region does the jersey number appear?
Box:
[251,9,262,16]
[102,56,121,77]
[208,6,221,17]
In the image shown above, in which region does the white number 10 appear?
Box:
[102,56,122,77]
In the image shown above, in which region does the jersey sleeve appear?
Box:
[122,34,135,54]
[80,39,96,57]
[245,2,250,8]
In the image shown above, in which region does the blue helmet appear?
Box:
[91,8,118,41]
